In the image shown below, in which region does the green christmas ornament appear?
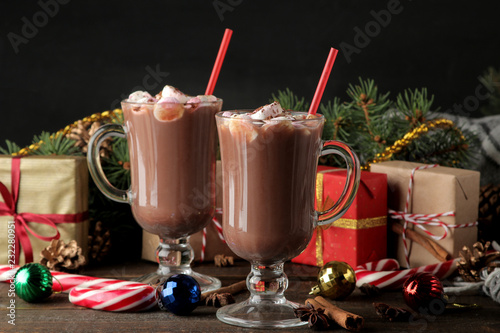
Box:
[310,261,356,300]
[14,263,53,303]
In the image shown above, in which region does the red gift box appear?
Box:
[292,166,387,267]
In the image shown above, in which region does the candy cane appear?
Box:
[69,284,157,312]
[355,258,456,290]
[0,265,157,312]
[199,208,225,262]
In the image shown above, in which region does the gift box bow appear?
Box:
[314,169,387,267]
[0,157,88,264]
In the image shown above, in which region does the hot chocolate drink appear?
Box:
[216,102,323,264]
[122,86,222,239]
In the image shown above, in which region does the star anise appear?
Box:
[205,293,235,307]
[359,283,382,297]
[294,303,330,330]
[373,302,413,322]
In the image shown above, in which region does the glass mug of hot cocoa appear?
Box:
[215,102,360,328]
[87,85,222,292]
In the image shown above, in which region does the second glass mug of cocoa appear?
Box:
[87,98,223,292]
[215,111,360,328]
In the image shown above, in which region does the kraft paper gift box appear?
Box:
[0,156,89,265]
[292,166,388,268]
[142,161,237,262]
[370,160,479,268]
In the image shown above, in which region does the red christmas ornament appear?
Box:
[402,272,446,313]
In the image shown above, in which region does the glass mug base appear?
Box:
[134,236,221,292]
[134,269,221,293]
[216,298,307,329]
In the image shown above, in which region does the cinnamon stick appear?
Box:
[391,221,451,262]
[306,296,364,332]
[200,280,247,302]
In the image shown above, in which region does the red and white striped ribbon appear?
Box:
[0,265,157,312]
[200,208,225,262]
[389,165,478,267]
[355,258,456,289]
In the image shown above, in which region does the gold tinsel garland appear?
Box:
[14,109,122,156]
[362,118,466,170]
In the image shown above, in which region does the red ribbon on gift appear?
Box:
[388,164,478,267]
[0,157,89,264]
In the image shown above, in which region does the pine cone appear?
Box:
[40,239,86,273]
[66,120,112,157]
[456,241,500,282]
[214,254,234,267]
[478,184,500,242]
[88,221,111,263]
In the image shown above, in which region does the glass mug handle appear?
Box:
[87,123,130,204]
[316,140,361,226]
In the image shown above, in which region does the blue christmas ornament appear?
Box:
[158,274,201,315]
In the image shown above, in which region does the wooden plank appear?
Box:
[1,261,499,332]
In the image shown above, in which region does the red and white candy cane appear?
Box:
[0,265,157,312]
[389,165,478,267]
[69,283,157,312]
[355,258,456,290]
[200,208,225,262]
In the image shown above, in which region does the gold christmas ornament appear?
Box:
[310,261,356,300]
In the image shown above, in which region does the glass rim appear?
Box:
[121,98,223,106]
[215,110,325,121]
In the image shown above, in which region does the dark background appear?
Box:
[1,0,499,147]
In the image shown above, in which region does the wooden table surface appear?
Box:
[1,260,499,333]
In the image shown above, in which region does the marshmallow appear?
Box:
[128,91,156,103]
[154,98,185,121]
[196,95,218,102]
[229,120,258,142]
[187,97,202,104]
[161,85,189,103]
[249,101,284,120]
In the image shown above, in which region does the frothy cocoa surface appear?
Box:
[217,112,324,264]
[123,100,222,239]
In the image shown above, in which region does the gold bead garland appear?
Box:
[14,109,122,156]
[362,118,466,170]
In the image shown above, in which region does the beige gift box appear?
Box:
[0,156,89,265]
[142,161,237,262]
[370,161,479,268]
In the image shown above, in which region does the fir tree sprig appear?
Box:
[320,98,352,141]
[271,77,478,169]
[102,137,130,190]
[479,67,500,116]
[0,140,21,155]
[271,88,310,111]
[395,88,437,127]
[31,132,82,156]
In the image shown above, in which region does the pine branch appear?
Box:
[346,77,392,142]
[320,98,352,141]
[271,88,309,111]
[395,88,437,126]
[0,140,21,155]
[102,137,130,190]
[479,67,500,116]
[31,132,82,156]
